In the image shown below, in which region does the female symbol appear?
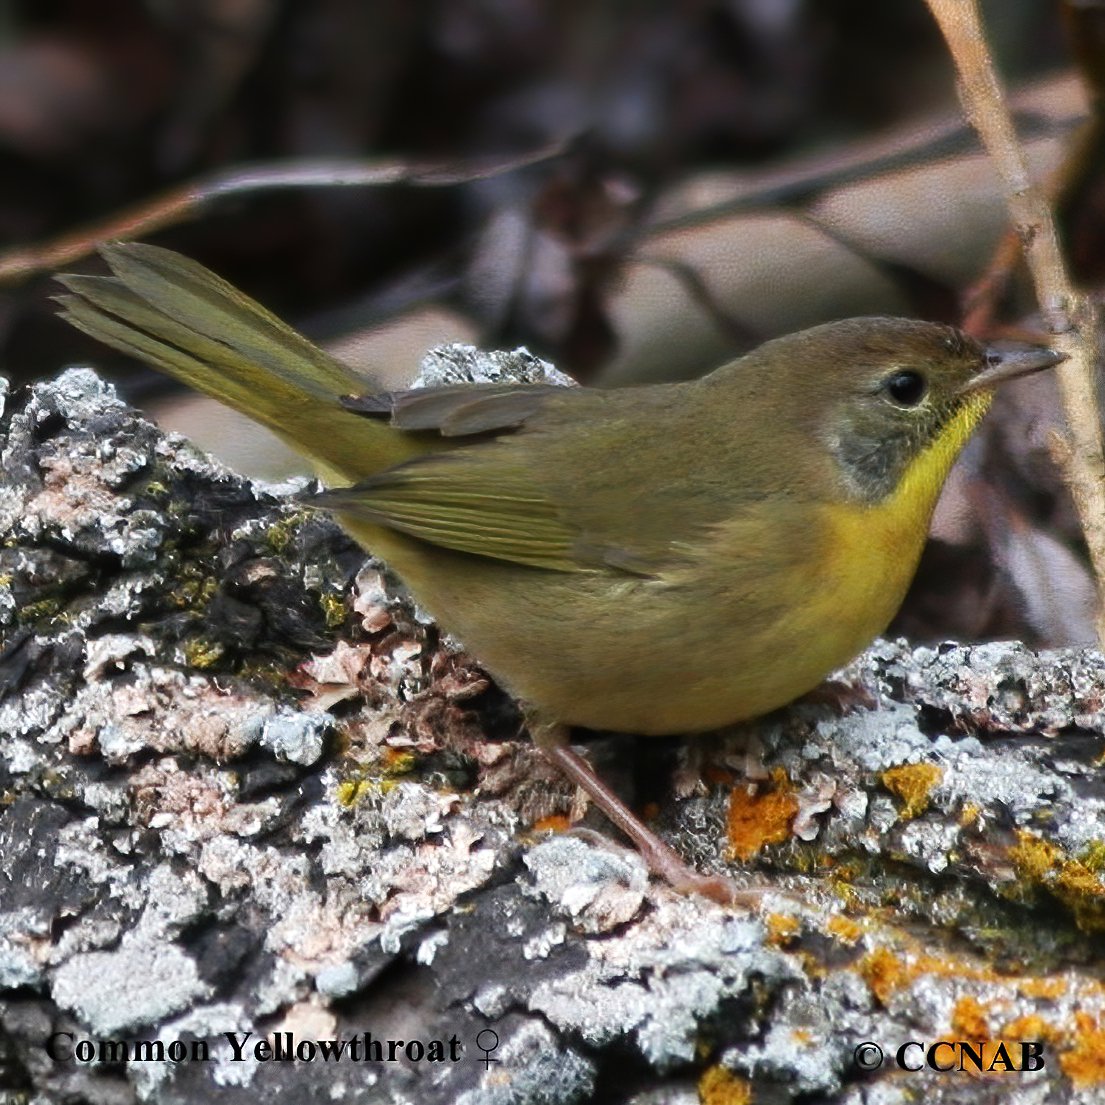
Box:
[475,1029,500,1070]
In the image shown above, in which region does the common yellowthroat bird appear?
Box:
[56,243,1063,901]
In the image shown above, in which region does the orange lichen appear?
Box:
[1001,1013,1058,1041]
[825,914,864,945]
[532,814,572,833]
[958,802,982,827]
[764,912,800,947]
[860,947,1008,1007]
[1009,831,1105,932]
[851,939,1105,1066]
[697,1065,752,1105]
[881,762,943,818]
[827,872,863,911]
[725,769,798,861]
[860,946,917,1005]
[382,746,418,774]
[1017,977,1067,1001]
[951,995,992,1041]
[1010,831,1061,880]
[939,999,1053,1079]
[1059,1013,1105,1087]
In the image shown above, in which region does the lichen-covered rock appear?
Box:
[3,363,1105,1104]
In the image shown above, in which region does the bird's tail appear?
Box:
[55,243,424,481]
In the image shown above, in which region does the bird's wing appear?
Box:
[324,380,798,577]
[311,443,807,579]
[341,383,572,436]
[326,384,589,571]
[314,384,723,576]
[312,450,592,573]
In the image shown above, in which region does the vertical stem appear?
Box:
[926,0,1105,645]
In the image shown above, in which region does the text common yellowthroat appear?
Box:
[55,244,1063,900]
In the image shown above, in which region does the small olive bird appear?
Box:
[56,244,1063,900]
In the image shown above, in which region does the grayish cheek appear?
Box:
[824,419,910,504]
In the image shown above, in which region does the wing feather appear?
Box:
[309,450,602,573]
[311,383,729,579]
[342,383,572,436]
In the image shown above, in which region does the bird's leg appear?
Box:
[528,718,755,906]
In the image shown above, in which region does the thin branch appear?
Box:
[925,0,1105,645]
[0,142,565,285]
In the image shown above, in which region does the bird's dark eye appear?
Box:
[884,370,928,407]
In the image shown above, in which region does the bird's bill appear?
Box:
[960,344,1068,394]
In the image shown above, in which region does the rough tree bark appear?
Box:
[2,361,1105,1104]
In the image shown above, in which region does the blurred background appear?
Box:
[0,0,1098,647]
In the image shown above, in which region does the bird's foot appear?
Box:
[528,718,758,907]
